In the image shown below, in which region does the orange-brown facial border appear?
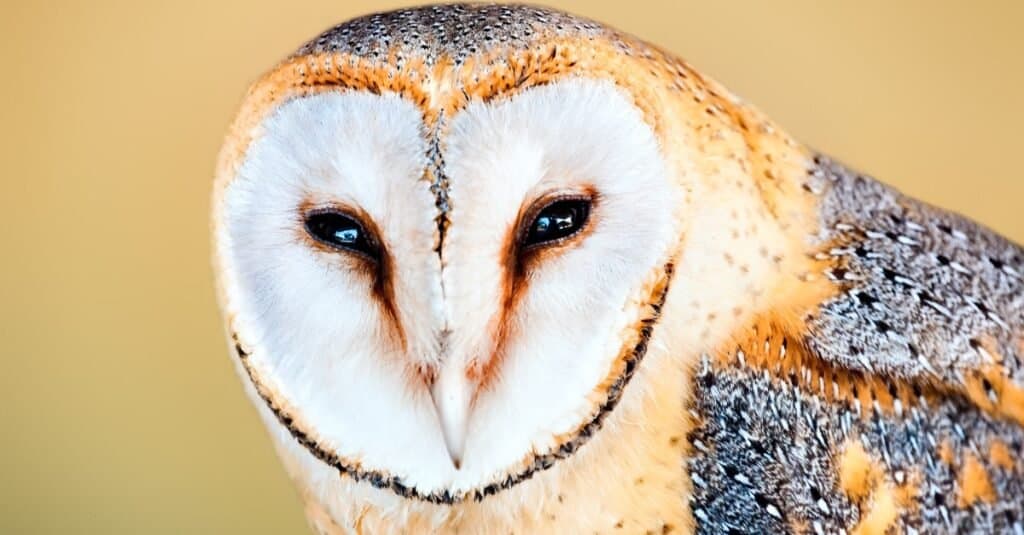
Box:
[214,34,732,193]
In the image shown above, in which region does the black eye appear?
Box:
[304,210,379,260]
[523,198,591,248]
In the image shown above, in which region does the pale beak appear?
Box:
[430,361,473,469]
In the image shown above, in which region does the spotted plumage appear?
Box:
[212,4,1023,534]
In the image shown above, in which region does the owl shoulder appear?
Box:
[805,155,1024,423]
[686,156,1024,534]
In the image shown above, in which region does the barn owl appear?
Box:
[212,4,1024,534]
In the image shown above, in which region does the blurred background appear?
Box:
[2,1,1021,533]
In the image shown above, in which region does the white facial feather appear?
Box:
[220,92,452,490]
[218,80,679,496]
[441,79,677,488]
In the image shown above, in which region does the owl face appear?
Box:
[217,75,680,498]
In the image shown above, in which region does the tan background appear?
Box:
[2,1,1021,533]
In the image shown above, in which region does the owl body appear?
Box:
[213,5,1024,534]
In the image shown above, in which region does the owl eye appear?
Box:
[523,198,591,248]
[304,210,379,260]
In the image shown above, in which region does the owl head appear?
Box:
[214,3,808,504]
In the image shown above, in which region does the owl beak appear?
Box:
[430,362,471,469]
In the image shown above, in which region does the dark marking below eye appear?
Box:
[300,205,404,349]
[476,192,597,388]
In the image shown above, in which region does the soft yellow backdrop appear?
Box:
[2,1,1021,533]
